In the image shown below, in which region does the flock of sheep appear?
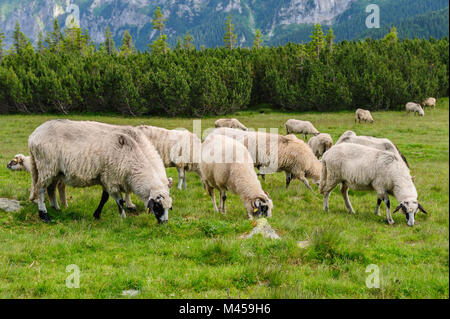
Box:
[6,98,436,227]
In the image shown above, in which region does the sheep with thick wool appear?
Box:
[355,109,374,123]
[215,118,248,131]
[405,102,424,116]
[201,134,273,219]
[136,125,202,190]
[336,130,409,168]
[319,143,427,226]
[422,97,436,109]
[7,154,68,208]
[285,119,319,140]
[28,120,173,223]
[209,128,322,190]
[307,133,333,159]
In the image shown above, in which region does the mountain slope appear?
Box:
[0,0,448,50]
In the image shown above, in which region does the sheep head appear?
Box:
[250,194,273,219]
[393,199,428,227]
[7,154,26,171]
[147,194,173,224]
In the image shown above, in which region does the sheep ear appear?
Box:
[418,204,428,214]
[392,203,403,214]
[168,177,173,188]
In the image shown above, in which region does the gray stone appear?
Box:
[297,240,312,249]
[0,198,22,213]
[241,218,280,240]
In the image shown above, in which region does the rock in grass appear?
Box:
[0,198,22,213]
[122,289,139,297]
[241,218,280,240]
[297,240,312,249]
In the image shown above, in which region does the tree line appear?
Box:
[0,11,448,116]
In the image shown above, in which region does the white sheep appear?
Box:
[209,128,322,190]
[215,118,248,131]
[307,133,333,159]
[28,120,173,223]
[201,134,273,219]
[7,154,68,209]
[405,102,424,116]
[285,119,319,141]
[335,130,409,168]
[422,97,436,109]
[136,125,202,190]
[319,143,427,226]
[355,109,374,123]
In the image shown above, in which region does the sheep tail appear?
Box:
[319,160,327,194]
[29,152,39,201]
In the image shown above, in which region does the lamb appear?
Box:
[335,130,409,168]
[285,119,319,141]
[307,133,333,159]
[135,125,202,190]
[7,154,68,208]
[214,118,248,131]
[355,109,374,123]
[319,143,427,226]
[201,134,273,219]
[28,119,173,223]
[405,102,424,116]
[209,128,322,190]
[422,97,436,109]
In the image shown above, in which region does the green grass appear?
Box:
[0,99,448,299]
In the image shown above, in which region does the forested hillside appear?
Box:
[0,0,448,50]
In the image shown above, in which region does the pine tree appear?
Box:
[223,15,237,49]
[253,29,263,49]
[384,26,399,44]
[13,21,30,54]
[182,32,195,50]
[150,6,169,54]
[37,31,45,53]
[120,30,135,57]
[51,18,62,49]
[325,28,335,52]
[103,26,116,54]
[309,24,325,58]
[0,28,5,60]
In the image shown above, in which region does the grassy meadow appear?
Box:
[0,99,448,299]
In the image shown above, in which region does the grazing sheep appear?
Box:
[209,128,322,190]
[422,97,436,109]
[28,120,173,223]
[406,102,424,116]
[201,134,273,219]
[285,119,319,141]
[307,134,333,159]
[136,125,202,190]
[7,154,68,209]
[215,118,248,131]
[355,109,374,123]
[336,130,409,169]
[319,143,427,226]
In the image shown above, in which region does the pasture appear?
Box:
[0,99,448,299]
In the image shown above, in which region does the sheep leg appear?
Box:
[183,171,188,190]
[47,181,60,211]
[384,195,394,225]
[374,198,382,216]
[300,176,314,192]
[93,190,110,220]
[286,172,293,189]
[57,182,68,209]
[177,167,185,190]
[323,191,331,212]
[207,186,219,212]
[340,183,355,214]
[37,188,50,223]
[124,193,136,211]
[111,193,126,219]
[219,190,227,214]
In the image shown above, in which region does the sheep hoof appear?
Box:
[126,206,137,213]
[39,211,51,223]
[387,219,395,225]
